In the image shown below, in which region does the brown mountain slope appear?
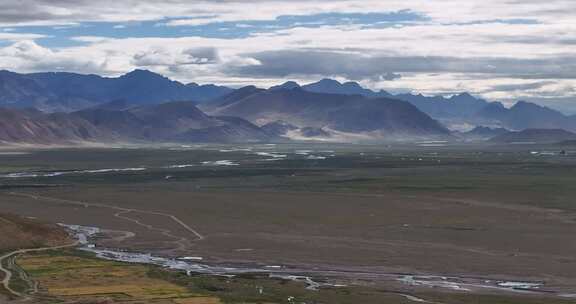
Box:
[209,88,450,141]
[0,108,107,145]
[74,101,273,143]
[0,101,273,145]
[0,213,69,252]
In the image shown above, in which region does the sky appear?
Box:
[0,0,575,113]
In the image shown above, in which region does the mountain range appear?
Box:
[0,69,575,145]
[0,69,232,112]
[0,101,272,145]
[271,79,576,133]
[203,87,450,141]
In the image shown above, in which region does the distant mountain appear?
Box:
[0,102,273,145]
[294,78,576,132]
[30,69,233,106]
[207,87,450,142]
[396,92,491,121]
[73,107,146,139]
[269,81,301,91]
[200,85,265,109]
[261,120,299,136]
[478,101,576,131]
[460,126,509,141]
[73,101,272,143]
[4,68,576,143]
[476,102,508,122]
[490,129,576,144]
[0,108,107,144]
[89,99,134,111]
[302,79,392,98]
[178,116,272,143]
[0,70,62,111]
[298,78,488,120]
[186,82,234,101]
[0,70,232,112]
[101,69,197,105]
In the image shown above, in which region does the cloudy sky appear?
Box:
[1,0,575,112]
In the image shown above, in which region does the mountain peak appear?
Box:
[449,92,477,101]
[121,69,166,80]
[269,81,301,90]
[456,92,474,98]
[0,69,18,76]
[318,78,338,82]
[511,100,538,108]
[236,85,260,92]
[302,78,392,98]
[510,100,555,113]
[342,81,363,89]
[316,78,342,86]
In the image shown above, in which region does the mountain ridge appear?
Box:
[291,79,576,132]
[1,69,575,144]
[0,101,273,145]
[208,87,451,142]
[0,69,233,112]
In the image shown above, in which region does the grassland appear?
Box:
[17,250,221,303]
[15,250,574,304]
[16,250,415,304]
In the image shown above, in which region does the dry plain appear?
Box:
[1,143,575,303]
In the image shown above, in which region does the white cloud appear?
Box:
[0,0,574,27]
[0,40,106,73]
[0,33,46,42]
[0,1,574,109]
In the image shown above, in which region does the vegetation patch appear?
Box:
[17,252,220,303]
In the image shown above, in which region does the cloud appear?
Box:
[162,11,427,29]
[228,50,576,80]
[0,0,574,112]
[0,0,575,27]
[490,81,557,92]
[0,33,46,42]
[182,47,219,64]
[0,40,105,73]
[377,72,402,81]
[132,47,219,69]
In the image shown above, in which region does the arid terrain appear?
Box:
[0,213,69,253]
[1,143,575,303]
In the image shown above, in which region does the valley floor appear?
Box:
[0,143,575,303]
